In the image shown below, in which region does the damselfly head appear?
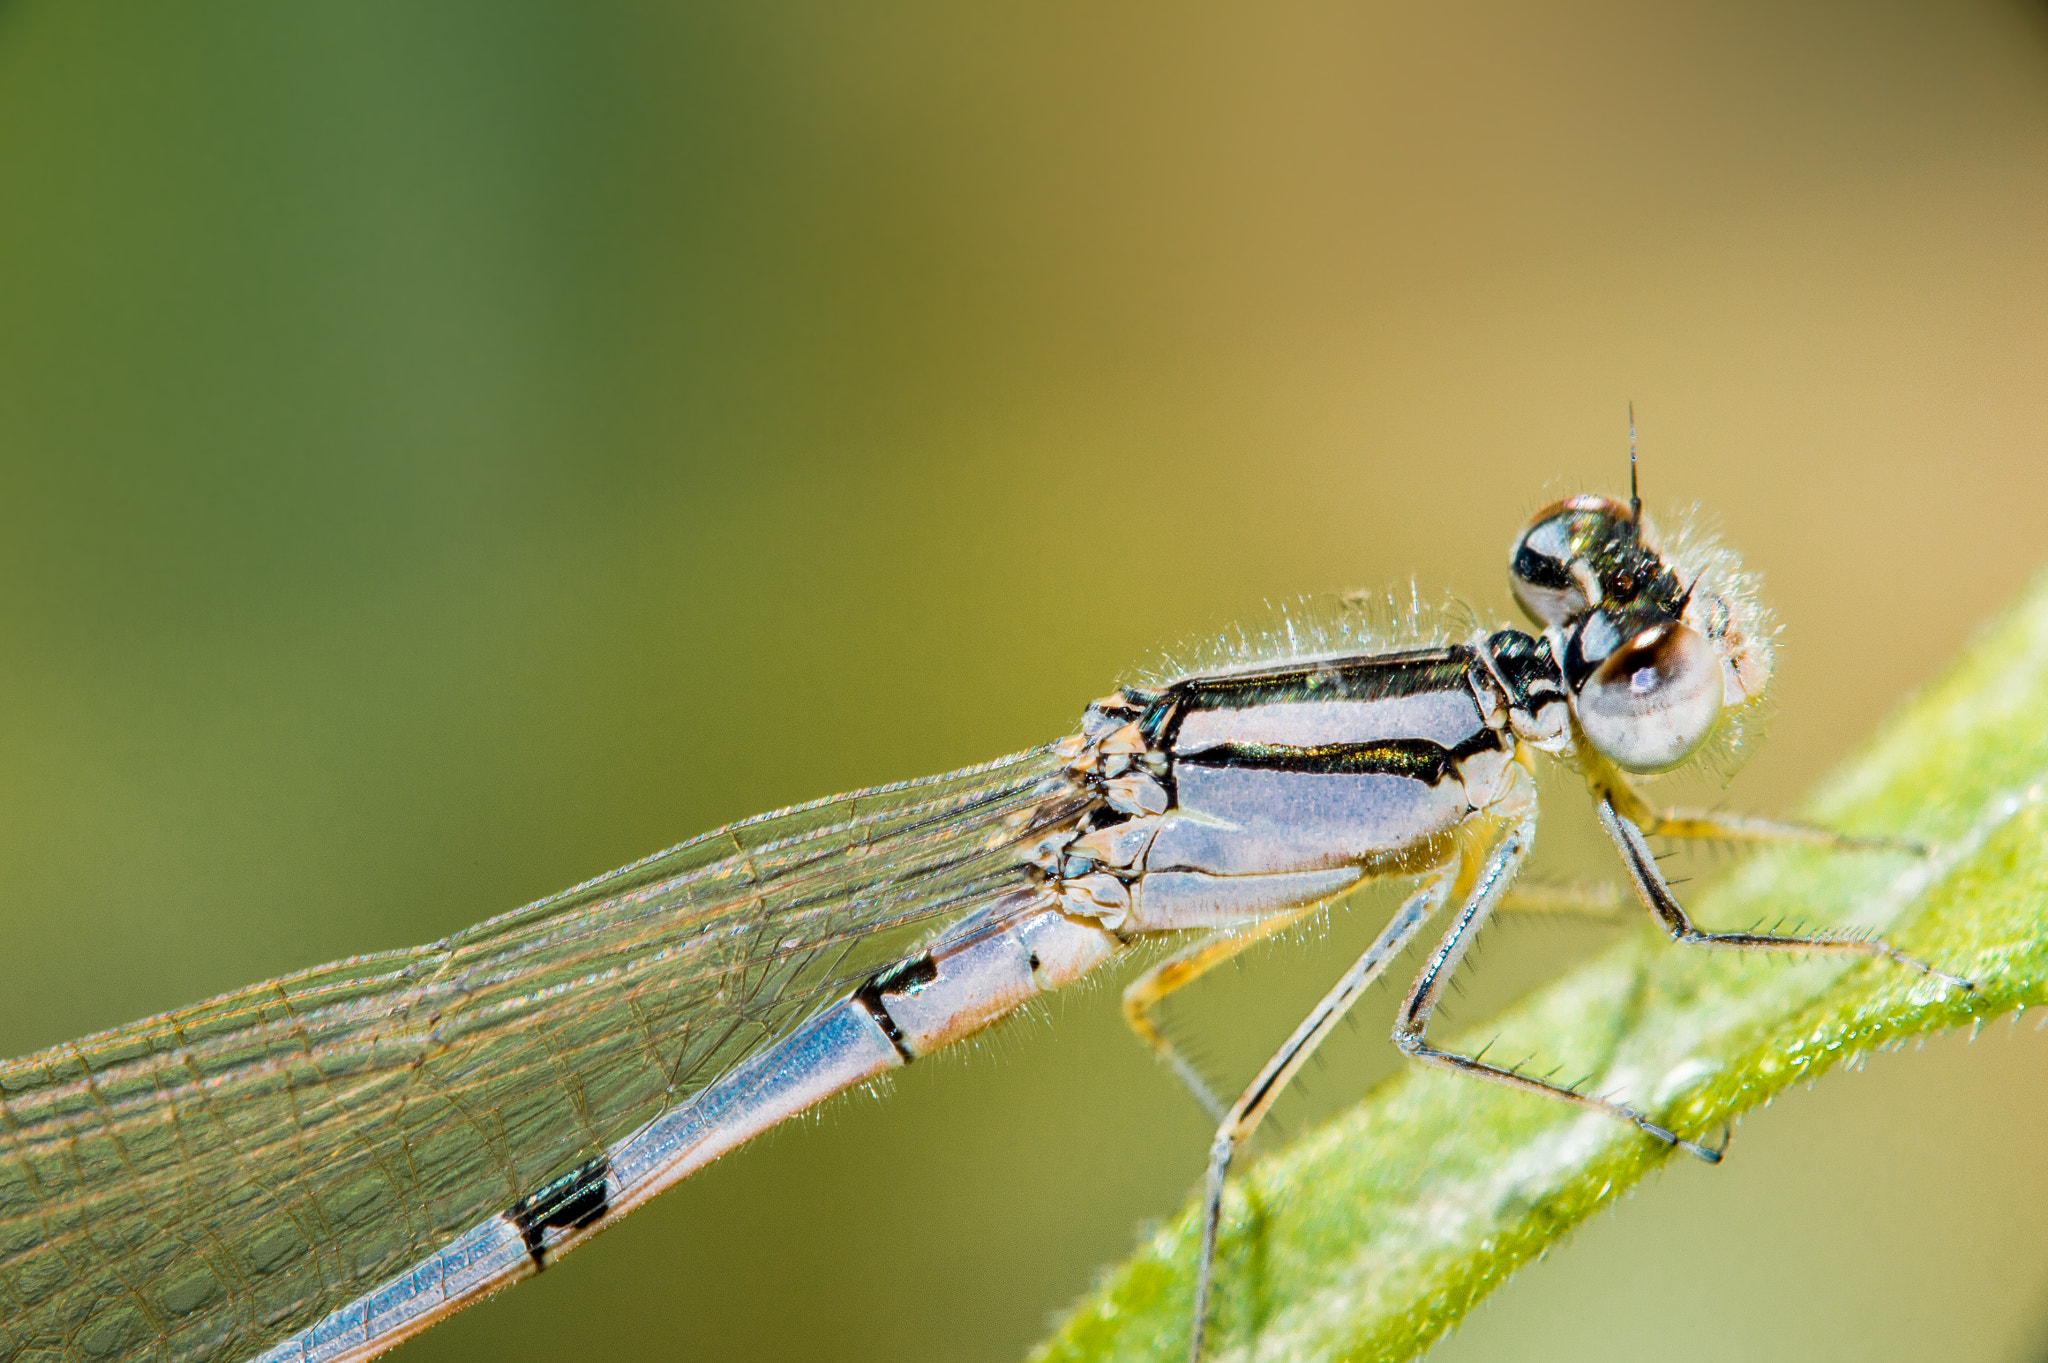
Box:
[1563,616,1725,772]
[1510,494,1773,774]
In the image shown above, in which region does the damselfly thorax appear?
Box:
[0,488,1969,1363]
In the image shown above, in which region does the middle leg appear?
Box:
[1390,798,1727,1162]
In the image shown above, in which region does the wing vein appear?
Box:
[0,744,1082,1362]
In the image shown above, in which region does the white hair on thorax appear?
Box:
[1132,586,1475,689]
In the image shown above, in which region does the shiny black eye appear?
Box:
[1571,622,1723,773]
[1510,495,1634,626]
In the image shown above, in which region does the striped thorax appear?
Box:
[1035,490,1763,937]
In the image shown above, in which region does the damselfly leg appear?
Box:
[1388,782,1728,1167]
[1592,758,1927,855]
[1597,798,1973,991]
[1134,882,1635,1128]
[1187,857,1461,1363]
[1123,905,1324,1124]
[1179,781,1967,1362]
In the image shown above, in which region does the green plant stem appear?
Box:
[1031,570,2048,1363]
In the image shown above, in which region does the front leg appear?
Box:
[1594,762,1922,854]
[1596,797,1974,992]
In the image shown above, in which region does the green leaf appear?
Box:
[1030,571,2048,1363]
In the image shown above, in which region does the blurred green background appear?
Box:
[3,2,2048,1360]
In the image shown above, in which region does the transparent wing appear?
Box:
[0,744,1089,1363]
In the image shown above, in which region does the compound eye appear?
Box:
[1509,495,1633,626]
[1509,512,1582,625]
[1572,623,1723,773]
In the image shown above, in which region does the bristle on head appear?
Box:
[1657,512,1776,710]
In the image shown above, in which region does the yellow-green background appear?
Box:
[3,2,2047,1360]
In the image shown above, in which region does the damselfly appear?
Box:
[0,474,1969,1363]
